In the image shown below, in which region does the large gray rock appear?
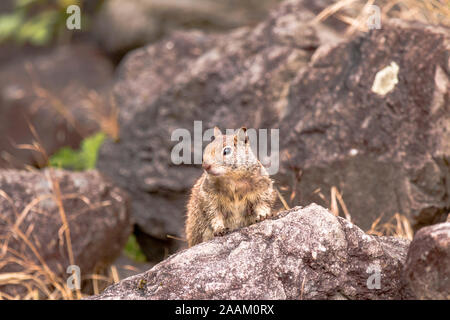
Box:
[277,19,450,231]
[98,0,328,258]
[402,222,450,299]
[0,169,132,298]
[89,204,410,300]
[0,44,114,169]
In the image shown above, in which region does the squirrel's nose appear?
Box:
[202,163,211,171]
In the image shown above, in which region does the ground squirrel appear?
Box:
[185,127,276,247]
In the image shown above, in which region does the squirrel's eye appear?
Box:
[223,146,232,156]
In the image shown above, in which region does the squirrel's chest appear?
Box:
[219,194,257,227]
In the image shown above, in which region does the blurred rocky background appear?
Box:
[0,0,448,299]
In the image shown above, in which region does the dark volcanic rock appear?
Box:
[98,0,449,259]
[403,222,450,299]
[0,44,114,169]
[89,204,410,300]
[277,19,450,231]
[98,0,324,257]
[112,30,221,124]
[0,169,132,297]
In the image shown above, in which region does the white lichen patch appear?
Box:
[371,61,399,96]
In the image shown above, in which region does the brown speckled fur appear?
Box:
[185,127,276,247]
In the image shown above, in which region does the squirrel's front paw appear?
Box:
[255,208,272,223]
[213,227,230,237]
[255,215,268,223]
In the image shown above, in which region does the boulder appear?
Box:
[89,204,410,300]
[277,19,450,231]
[402,222,450,299]
[97,0,327,258]
[0,43,114,169]
[0,169,132,298]
[98,0,449,259]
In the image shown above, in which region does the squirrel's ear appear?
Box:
[213,126,222,137]
[234,127,248,145]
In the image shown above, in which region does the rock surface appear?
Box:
[0,169,132,297]
[402,222,450,300]
[89,204,410,300]
[98,1,449,258]
[0,44,114,169]
[277,19,450,231]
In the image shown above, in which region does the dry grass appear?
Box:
[313,0,450,33]
[275,186,291,211]
[0,134,126,300]
[313,186,353,222]
[290,185,414,240]
[326,186,412,239]
[319,185,413,239]
[25,62,120,143]
[367,212,414,240]
[0,167,125,300]
[79,90,120,142]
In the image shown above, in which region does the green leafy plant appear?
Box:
[49,131,105,170]
[123,235,147,263]
[0,0,85,45]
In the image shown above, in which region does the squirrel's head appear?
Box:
[202,127,258,177]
